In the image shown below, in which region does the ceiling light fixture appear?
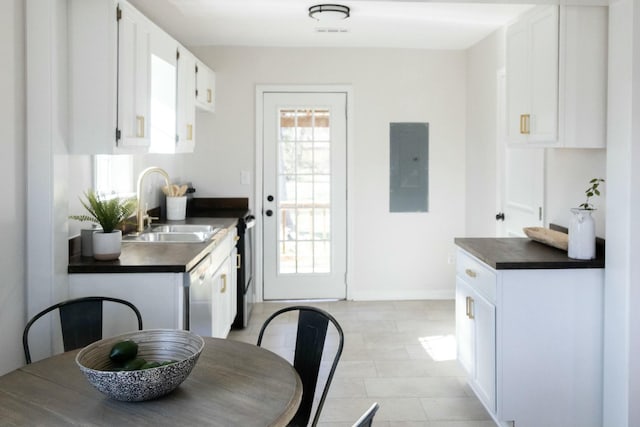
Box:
[308,4,350,22]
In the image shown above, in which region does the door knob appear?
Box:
[265,209,273,217]
[496,212,505,221]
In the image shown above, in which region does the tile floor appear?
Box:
[228,300,496,427]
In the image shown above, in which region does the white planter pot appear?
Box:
[92,230,122,261]
[568,208,596,260]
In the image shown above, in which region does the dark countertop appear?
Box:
[68,218,238,274]
[454,237,605,270]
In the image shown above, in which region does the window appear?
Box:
[94,155,134,198]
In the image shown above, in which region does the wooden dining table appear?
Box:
[0,337,302,426]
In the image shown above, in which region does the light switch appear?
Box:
[241,170,250,185]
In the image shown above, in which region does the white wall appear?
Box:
[189,46,466,300]
[465,29,504,237]
[545,148,607,235]
[603,0,640,425]
[0,0,26,375]
[26,0,72,364]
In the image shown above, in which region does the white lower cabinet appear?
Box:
[456,253,496,413]
[209,237,237,339]
[69,228,237,339]
[455,248,604,427]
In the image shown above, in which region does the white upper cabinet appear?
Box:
[195,61,216,112]
[69,0,152,154]
[68,0,213,154]
[117,1,151,150]
[68,0,119,154]
[506,6,559,145]
[505,6,607,148]
[558,6,608,148]
[175,46,197,153]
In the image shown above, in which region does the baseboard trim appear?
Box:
[349,289,454,301]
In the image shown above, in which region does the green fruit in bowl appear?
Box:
[109,340,138,363]
[141,361,161,370]
[122,358,147,371]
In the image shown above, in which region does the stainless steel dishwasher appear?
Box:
[185,254,213,336]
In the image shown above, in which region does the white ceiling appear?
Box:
[127,0,541,50]
[128,0,609,50]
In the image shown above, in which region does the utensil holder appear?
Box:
[166,196,187,220]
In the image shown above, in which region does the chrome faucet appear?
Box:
[136,166,171,233]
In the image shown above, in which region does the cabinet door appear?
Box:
[456,278,475,376]
[117,1,151,150]
[559,6,608,149]
[456,274,497,414]
[176,46,196,153]
[528,6,558,143]
[505,6,559,146]
[68,0,118,154]
[212,256,232,338]
[470,290,496,413]
[505,18,529,145]
[195,61,215,112]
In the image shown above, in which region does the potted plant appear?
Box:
[70,190,137,260]
[569,178,604,260]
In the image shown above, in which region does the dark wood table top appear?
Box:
[0,337,302,427]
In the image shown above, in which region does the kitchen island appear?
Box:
[68,217,238,339]
[454,236,604,427]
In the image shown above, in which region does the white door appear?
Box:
[262,92,347,300]
[497,71,545,237]
[501,147,545,236]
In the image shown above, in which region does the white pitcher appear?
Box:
[568,208,596,260]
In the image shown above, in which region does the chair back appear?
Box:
[257,306,344,427]
[23,296,143,364]
[352,402,380,427]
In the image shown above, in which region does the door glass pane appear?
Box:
[314,110,331,141]
[314,143,331,174]
[297,109,314,141]
[277,108,333,275]
[297,143,314,174]
[280,110,296,141]
[279,143,296,174]
[314,208,330,240]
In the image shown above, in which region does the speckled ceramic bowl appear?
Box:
[75,329,204,402]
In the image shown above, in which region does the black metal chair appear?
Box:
[257,306,344,427]
[22,296,143,364]
[352,402,380,427]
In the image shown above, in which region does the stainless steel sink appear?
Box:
[151,224,219,234]
[123,231,216,243]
